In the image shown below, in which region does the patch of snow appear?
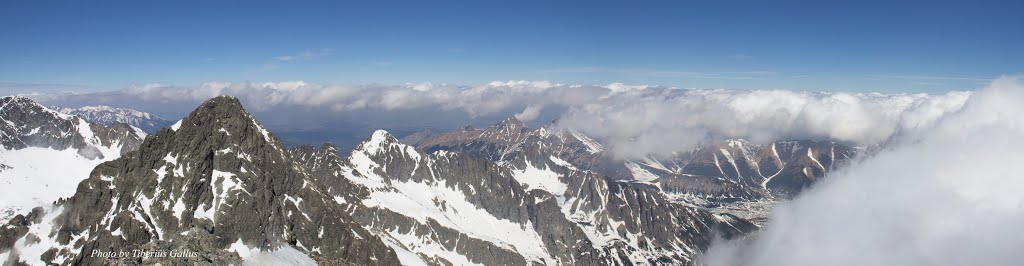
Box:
[204,169,246,221]
[808,148,825,170]
[9,206,66,265]
[0,147,113,221]
[549,156,575,169]
[641,156,670,172]
[386,228,482,266]
[719,148,743,178]
[510,160,568,195]
[625,161,660,182]
[170,119,182,131]
[380,237,429,266]
[76,118,96,143]
[249,116,273,142]
[571,130,604,153]
[229,240,317,266]
[131,125,147,138]
[345,152,388,190]
[361,178,553,264]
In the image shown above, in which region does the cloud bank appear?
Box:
[29,79,973,158]
[559,87,971,158]
[702,76,1024,266]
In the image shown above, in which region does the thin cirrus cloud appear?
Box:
[868,74,991,84]
[272,48,333,62]
[544,67,777,80]
[74,78,975,159]
[727,54,753,60]
[702,76,1024,266]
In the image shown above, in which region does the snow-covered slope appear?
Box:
[0,96,144,221]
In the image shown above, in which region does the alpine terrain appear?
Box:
[404,117,861,224]
[0,96,145,222]
[1,96,758,265]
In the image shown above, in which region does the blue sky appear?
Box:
[1,0,1021,92]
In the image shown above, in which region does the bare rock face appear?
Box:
[1,96,399,265]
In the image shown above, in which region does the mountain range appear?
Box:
[0,95,862,265]
[403,118,861,224]
[51,105,173,134]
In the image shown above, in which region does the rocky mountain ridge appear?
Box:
[1,96,398,265]
[2,96,756,265]
[403,117,862,225]
[294,129,754,265]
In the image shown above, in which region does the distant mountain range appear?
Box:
[52,105,174,134]
[1,95,862,265]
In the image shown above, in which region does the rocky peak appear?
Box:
[0,96,399,265]
[493,116,527,130]
[1,95,46,109]
[356,129,411,156]
[497,116,522,125]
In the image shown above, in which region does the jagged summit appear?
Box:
[494,116,525,128]
[1,95,45,107]
[168,95,276,143]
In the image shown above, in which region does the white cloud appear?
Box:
[702,76,1024,266]
[557,88,971,158]
[41,79,974,158]
[868,74,989,81]
[544,67,777,80]
[514,104,544,121]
